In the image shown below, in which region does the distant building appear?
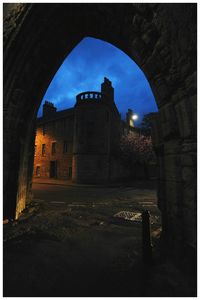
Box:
[33,78,135,183]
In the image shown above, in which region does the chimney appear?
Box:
[101,77,114,102]
[43,101,57,117]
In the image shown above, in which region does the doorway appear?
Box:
[68,166,72,179]
[36,166,40,177]
[50,161,57,178]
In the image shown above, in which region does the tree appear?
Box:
[120,132,156,179]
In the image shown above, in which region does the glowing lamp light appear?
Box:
[132,114,138,121]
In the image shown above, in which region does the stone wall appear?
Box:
[3,3,196,259]
[73,99,112,182]
[34,122,73,180]
[109,157,132,182]
[72,154,110,184]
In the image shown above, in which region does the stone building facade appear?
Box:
[34,106,74,180]
[33,78,134,183]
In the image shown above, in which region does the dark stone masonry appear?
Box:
[3,3,196,266]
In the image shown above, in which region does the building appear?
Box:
[33,78,135,183]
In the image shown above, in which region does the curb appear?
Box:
[32,181,107,188]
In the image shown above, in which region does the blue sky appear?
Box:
[38,37,158,125]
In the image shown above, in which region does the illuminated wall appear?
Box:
[34,111,74,179]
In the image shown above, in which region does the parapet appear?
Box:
[75,78,114,106]
[76,91,102,105]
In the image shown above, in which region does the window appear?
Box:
[42,144,46,156]
[52,142,56,155]
[63,141,68,153]
[36,166,40,177]
[68,167,72,178]
[34,145,37,156]
[129,119,134,127]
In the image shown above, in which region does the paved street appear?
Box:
[32,181,159,214]
[32,181,161,233]
[4,182,195,297]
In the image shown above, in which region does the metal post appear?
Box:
[142,210,153,263]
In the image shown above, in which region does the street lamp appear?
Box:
[132,114,138,121]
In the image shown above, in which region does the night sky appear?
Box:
[38,37,158,125]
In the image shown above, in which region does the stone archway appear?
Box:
[3,3,196,258]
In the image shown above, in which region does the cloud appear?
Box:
[38,37,158,124]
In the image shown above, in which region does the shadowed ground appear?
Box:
[3,180,196,296]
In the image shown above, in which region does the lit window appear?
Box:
[42,144,46,156]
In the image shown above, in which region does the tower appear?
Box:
[126,108,135,131]
[101,77,114,102]
[72,89,111,183]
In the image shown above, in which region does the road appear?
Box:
[32,182,159,212]
[31,182,161,227]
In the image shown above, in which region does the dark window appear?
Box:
[52,142,56,155]
[42,144,46,156]
[63,141,68,153]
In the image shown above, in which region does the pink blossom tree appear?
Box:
[120,132,156,178]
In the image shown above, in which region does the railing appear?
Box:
[76,91,102,102]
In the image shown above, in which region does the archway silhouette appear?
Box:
[4,3,196,259]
